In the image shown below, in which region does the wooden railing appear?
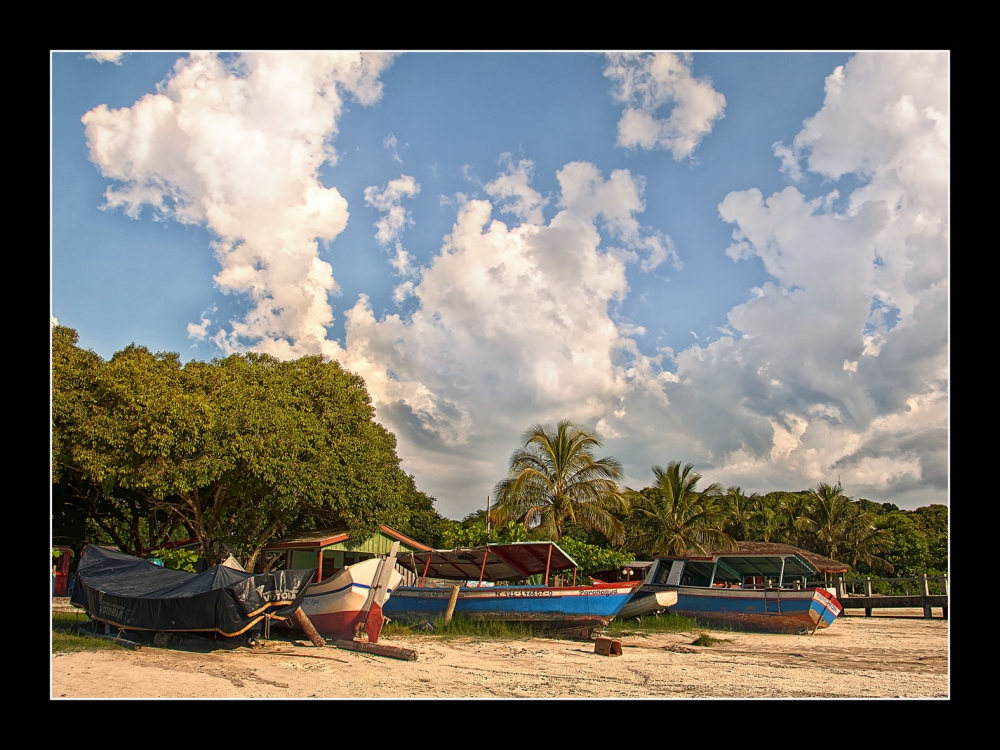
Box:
[829,573,948,619]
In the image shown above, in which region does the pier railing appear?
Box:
[830,573,948,619]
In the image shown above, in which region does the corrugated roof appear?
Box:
[262,525,433,552]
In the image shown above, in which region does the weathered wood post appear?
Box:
[443,584,461,626]
[864,577,873,617]
[293,608,326,647]
[920,573,932,619]
[940,575,948,620]
[835,576,845,603]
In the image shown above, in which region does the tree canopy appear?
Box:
[52,325,413,567]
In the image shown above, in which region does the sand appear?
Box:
[51,603,948,699]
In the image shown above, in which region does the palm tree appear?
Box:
[491,420,628,545]
[841,511,895,574]
[798,482,857,560]
[722,485,760,542]
[769,491,813,548]
[625,461,735,557]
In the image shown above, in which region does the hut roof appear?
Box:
[262,524,432,552]
[677,542,848,574]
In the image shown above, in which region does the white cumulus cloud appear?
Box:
[365,174,421,278]
[696,51,949,504]
[86,52,127,65]
[82,51,395,359]
[604,52,726,159]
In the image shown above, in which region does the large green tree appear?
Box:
[52,328,186,555]
[52,325,413,568]
[625,461,734,557]
[393,475,453,549]
[490,420,628,545]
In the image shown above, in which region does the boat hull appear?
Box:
[617,590,678,619]
[290,558,403,643]
[641,584,841,634]
[382,583,638,627]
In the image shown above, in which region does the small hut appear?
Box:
[261,525,432,586]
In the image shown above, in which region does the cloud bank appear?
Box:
[83,51,395,360]
[80,52,947,517]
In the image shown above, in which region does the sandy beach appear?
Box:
[51,603,948,699]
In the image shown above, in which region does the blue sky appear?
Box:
[51,51,949,520]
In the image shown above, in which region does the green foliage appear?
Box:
[877,512,930,578]
[721,486,761,542]
[52,611,128,653]
[150,548,199,573]
[603,611,700,635]
[52,325,415,568]
[386,614,541,640]
[442,514,528,547]
[491,420,627,545]
[556,537,633,578]
[625,462,734,557]
[392,477,453,548]
[910,504,948,571]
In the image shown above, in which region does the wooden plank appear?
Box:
[331,639,418,661]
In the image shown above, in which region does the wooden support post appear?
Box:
[940,574,948,620]
[293,608,326,647]
[443,584,461,626]
[419,554,432,588]
[478,550,489,587]
[835,576,845,602]
[920,573,932,619]
[544,544,553,587]
[864,577,873,617]
[332,639,418,661]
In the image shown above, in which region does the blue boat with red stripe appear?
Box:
[626,545,844,634]
[384,542,639,635]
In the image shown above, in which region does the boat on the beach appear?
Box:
[588,560,677,618]
[618,588,678,618]
[292,542,402,643]
[70,544,315,639]
[628,545,843,634]
[383,541,639,634]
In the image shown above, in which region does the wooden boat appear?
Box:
[628,549,842,634]
[617,589,678,619]
[588,560,677,618]
[383,541,639,633]
[294,542,402,643]
[70,544,315,639]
